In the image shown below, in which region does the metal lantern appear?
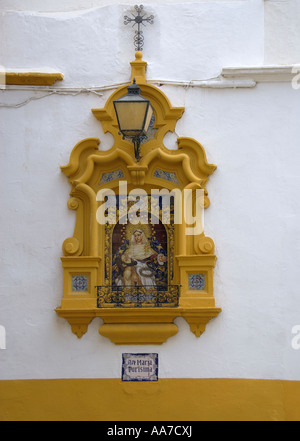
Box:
[113,78,153,161]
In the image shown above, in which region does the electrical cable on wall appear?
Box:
[0,75,256,108]
[0,88,105,108]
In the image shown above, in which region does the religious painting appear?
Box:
[112,222,168,289]
[99,194,177,307]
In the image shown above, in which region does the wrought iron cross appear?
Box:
[124,5,154,51]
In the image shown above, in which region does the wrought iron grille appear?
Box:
[96,285,179,308]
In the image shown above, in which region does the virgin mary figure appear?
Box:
[113,224,167,290]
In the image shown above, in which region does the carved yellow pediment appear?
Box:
[55,52,221,344]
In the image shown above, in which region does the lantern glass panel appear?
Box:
[144,104,153,132]
[114,101,148,137]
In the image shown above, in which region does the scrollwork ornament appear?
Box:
[62,237,80,256]
[67,197,80,210]
[196,236,215,254]
[203,196,210,209]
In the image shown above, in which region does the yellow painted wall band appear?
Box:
[0,378,299,421]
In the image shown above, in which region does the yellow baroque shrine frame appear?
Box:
[55,52,221,344]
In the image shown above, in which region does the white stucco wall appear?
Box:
[265,0,300,64]
[1,0,300,381]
